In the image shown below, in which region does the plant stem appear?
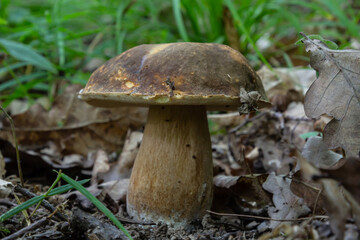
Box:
[0,105,24,186]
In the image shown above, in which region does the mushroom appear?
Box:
[79,43,269,226]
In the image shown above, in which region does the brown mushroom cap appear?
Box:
[79,42,268,109]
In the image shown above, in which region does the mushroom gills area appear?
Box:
[127,105,213,226]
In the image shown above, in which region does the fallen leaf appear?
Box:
[262,173,310,230]
[91,149,110,185]
[302,136,343,168]
[100,130,143,182]
[100,178,130,203]
[320,157,360,203]
[258,222,319,240]
[301,33,360,157]
[238,88,264,114]
[258,66,315,98]
[257,66,315,111]
[255,137,296,174]
[213,174,271,214]
[284,102,314,148]
[0,179,13,198]
[298,154,360,239]
[0,85,147,166]
[321,179,356,239]
[208,112,244,131]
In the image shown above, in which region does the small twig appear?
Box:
[0,105,24,187]
[291,178,322,192]
[229,111,267,133]
[30,170,62,218]
[0,199,17,207]
[312,187,323,219]
[2,217,48,240]
[14,185,68,221]
[207,210,328,222]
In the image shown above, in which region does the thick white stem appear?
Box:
[127,105,213,226]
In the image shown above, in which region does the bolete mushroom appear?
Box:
[79,43,269,226]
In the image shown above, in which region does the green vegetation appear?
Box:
[0,179,89,222]
[0,0,359,107]
[0,174,133,239]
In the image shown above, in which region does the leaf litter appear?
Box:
[301,32,360,157]
[1,35,360,239]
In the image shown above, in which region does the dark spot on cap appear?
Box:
[186,144,190,147]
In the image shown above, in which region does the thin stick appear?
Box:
[14,185,67,221]
[0,105,24,186]
[312,187,323,219]
[207,210,328,222]
[229,111,267,133]
[2,217,48,240]
[30,170,62,218]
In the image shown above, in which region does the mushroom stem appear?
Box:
[127,105,213,226]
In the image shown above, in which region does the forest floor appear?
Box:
[0,66,359,240]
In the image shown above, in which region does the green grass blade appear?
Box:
[0,39,57,73]
[172,0,190,41]
[115,0,131,54]
[224,0,272,69]
[0,62,28,75]
[0,179,89,222]
[0,72,47,92]
[60,173,133,240]
[320,0,360,39]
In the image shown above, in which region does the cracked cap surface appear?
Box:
[79,42,269,109]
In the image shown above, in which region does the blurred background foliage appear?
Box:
[0,0,359,107]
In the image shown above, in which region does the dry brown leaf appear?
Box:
[298,155,360,239]
[321,179,355,239]
[258,66,315,99]
[302,136,343,168]
[91,149,110,185]
[0,85,147,158]
[255,136,296,174]
[302,33,360,157]
[258,222,319,240]
[98,130,142,183]
[262,173,310,230]
[100,178,130,203]
[284,102,314,148]
[320,157,360,203]
[213,174,271,214]
[257,66,315,111]
[115,130,142,178]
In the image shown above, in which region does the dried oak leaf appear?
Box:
[301,136,343,168]
[298,154,360,239]
[301,33,360,157]
[262,173,310,230]
[320,157,360,203]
